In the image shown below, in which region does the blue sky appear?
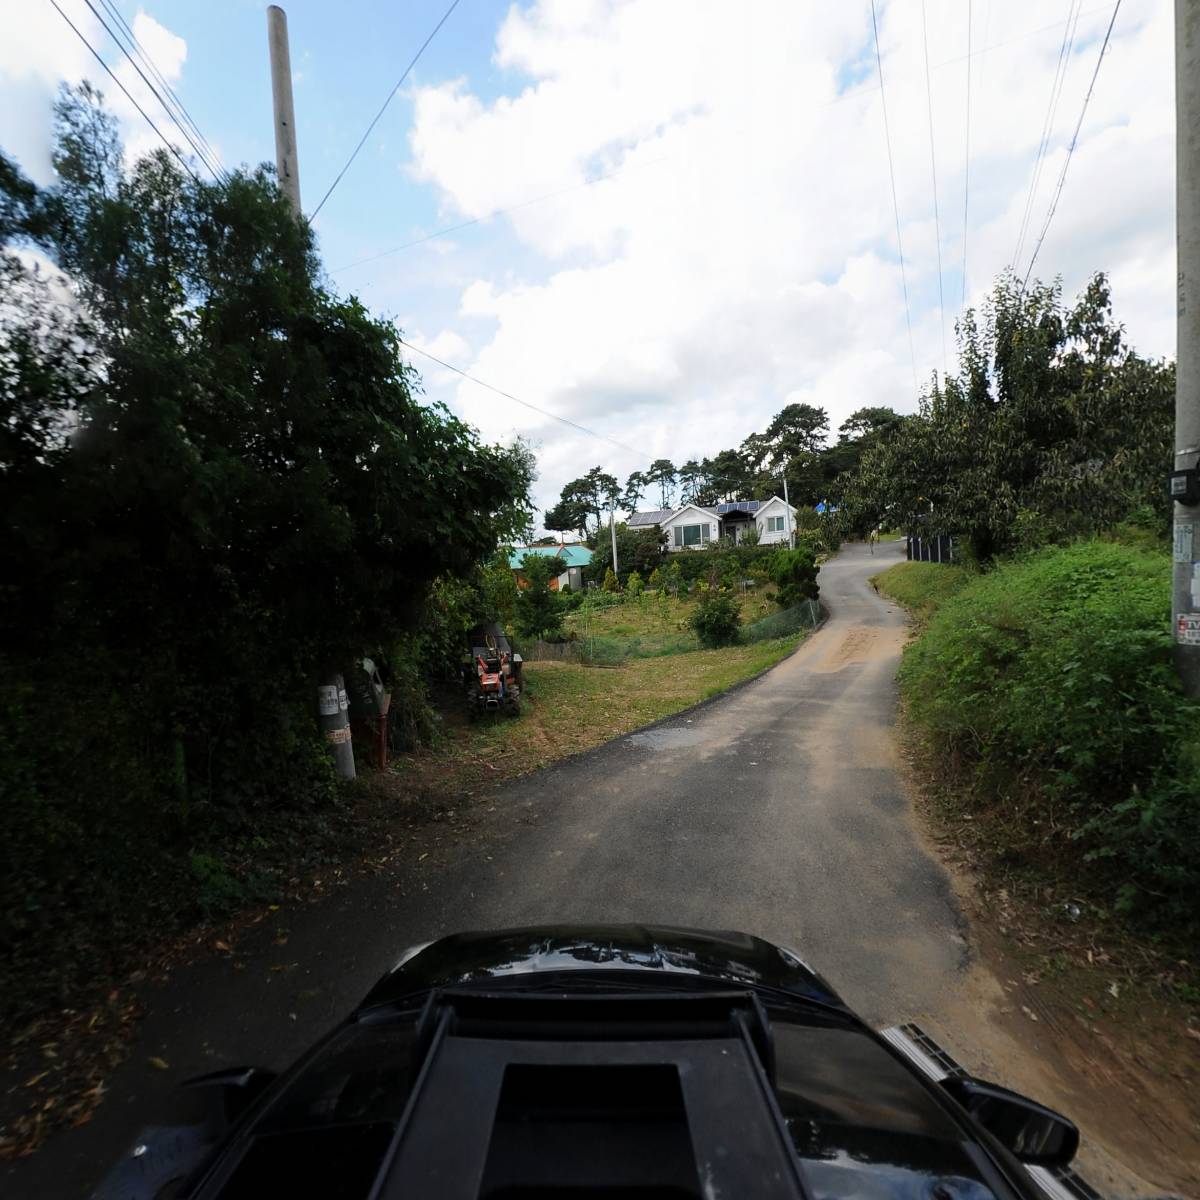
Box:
[0,1,1176,524]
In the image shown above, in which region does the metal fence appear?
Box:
[907,534,956,563]
[741,599,824,643]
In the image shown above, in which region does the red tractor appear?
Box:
[464,624,523,718]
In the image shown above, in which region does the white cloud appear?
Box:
[0,2,195,182]
[398,0,1174,522]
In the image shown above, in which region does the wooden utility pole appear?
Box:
[1174,0,1200,696]
[267,5,354,777]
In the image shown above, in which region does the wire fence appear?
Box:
[741,599,824,643]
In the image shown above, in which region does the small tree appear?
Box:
[689,591,741,648]
[627,570,645,597]
[768,547,819,608]
[647,566,664,591]
[514,554,565,640]
[602,566,620,593]
[667,560,683,597]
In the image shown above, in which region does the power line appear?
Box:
[332,157,667,275]
[868,0,919,394]
[920,0,947,374]
[1023,0,1123,288]
[960,0,972,312]
[310,0,462,222]
[94,0,226,181]
[398,338,642,457]
[47,0,201,185]
[78,0,223,182]
[1013,0,1082,270]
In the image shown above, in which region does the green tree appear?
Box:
[647,458,677,508]
[627,570,645,596]
[768,547,820,608]
[514,554,565,639]
[0,85,532,1024]
[621,469,648,511]
[602,566,620,592]
[689,591,742,647]
[838,272,1173,558]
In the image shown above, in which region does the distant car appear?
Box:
[93,925,1089,1200]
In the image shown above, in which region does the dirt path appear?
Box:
[4,540,1193,1198]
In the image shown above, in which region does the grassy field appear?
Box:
[562,589,783,661]
[384,631,805,804]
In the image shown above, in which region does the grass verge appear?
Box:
[384,632,808,803]
[870,559,973,622]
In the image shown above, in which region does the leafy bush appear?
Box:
[627,570,645,596]
[602,566,620,592]
[689,591,742,648]
[647,566,664,591]
[899,540,1200,929]
[767,546,820,607]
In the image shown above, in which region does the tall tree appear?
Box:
[677,459,703,504]
[837,272,1173,556]
[647,458,677,508]
[621,469,648,511]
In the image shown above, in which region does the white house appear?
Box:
[627,497,797,551]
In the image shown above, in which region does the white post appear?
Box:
[610,508,619,576]
[267,6,302,213]
[782,476,794,548]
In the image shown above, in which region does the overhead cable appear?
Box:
[94,0,226,180]
[47,0,201,185]
[921,0,948,373]
[309,0,462,222]
[1022,0,1123,288]
[960,0,972,312]
[78,0,222,182]
[1013,0,1082,269]
[869,0,920,393]
[398,338,642,457]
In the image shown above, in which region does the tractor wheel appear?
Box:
[506,693,522,717]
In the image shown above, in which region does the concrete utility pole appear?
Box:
[782,476,794,548]
[1174,0,1200,696]
[610,508,619,576]
[267,6,354,775]
[267,5,301,212]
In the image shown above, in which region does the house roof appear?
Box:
[627,508,675,527]
[509,544,593,569]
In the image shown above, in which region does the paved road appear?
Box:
[9,538,973,1198]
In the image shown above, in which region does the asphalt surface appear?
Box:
[9,537,972,1198]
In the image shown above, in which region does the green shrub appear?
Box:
[767,546,819,608]
[647,566,664,591]
[689,590,742,648]
[627,570,645,596]
[899,540,1199,928]
[602,566,620,593]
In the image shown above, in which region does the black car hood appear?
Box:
[357,923,848,1012]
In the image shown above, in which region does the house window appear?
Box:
[767,516,786,532]
[674,523,710,547]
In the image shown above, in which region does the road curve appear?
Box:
[8,538,974,1198]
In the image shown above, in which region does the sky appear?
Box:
[0,0,1175,527]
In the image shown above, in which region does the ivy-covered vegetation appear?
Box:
[878,544,1199,937]
[0,87,531,1025]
